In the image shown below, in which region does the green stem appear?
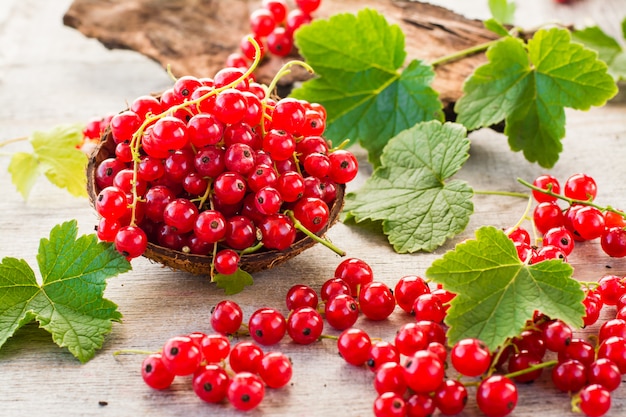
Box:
[112,349,155,356]
[430,39,501,67]
[240,242,264,256]
[518,178,626,220]
[265,60,314,98]
[0,136,28,148]
[503,359,557,380]
[285,210,346,256]
[474,190,530,199]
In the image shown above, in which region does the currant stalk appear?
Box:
[285,210,346,256]
[519,178,626,222]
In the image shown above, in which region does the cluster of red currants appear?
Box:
[141,332,293,411]
[91,63,358,272]
[511,173,626,263]
[227,0,322,69]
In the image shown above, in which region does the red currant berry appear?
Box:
[248,307,287,346]
[597,336,626,374]
[412,293,446,323]
[450,338,491,377]
[359,281,396,321]
[543,226,575,255]
[287,306,324,345]
[229,341,264,374]
[324,293,359,330]
[403,350,445,394]
[194,210,226,243]
[552,359,587,392]
[368,341,400,373]
[258,213,296,250]
[114,225,148,259]
[258,351,293,388]
[406,393,436,417]
[601,227,626,258]
[476,375,518,417]
[214,249,240,275]
[227,372,265,411]
[564,173,597,202]
[394,275,430,313]
[328,149,358,184]
[335,258,374,297]
[373,362,407,396]
[141,353,175,390]
[542,319,573,352]
[337,328,372,366]
[192,364,229,403]
[161,335,202,376]
[579,384,611,417]
[286,284,319,311]
[508,350,543,383]
[210,300,243,335]
[532,174,561,202]
[394,322,427,356]
[434,379,468,415]
[588,358,621,392]
[373,392,406,417]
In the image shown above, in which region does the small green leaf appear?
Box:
[8,152,40,199]
[30,124,88,198]
[214,268,254,295]
[456,28,618,168]
[488,0,516,24]
[426,226,585,351]
[344,121,473,253]
[291,8,443,166]
[484,18,511,38]
[0,220,131,362]
[572,23,626,80]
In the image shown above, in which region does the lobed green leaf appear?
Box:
[291,8,443,166]
[0,220,131,362]
[344,121,472,253]
[456,28,618,168]
[426,226,585,351]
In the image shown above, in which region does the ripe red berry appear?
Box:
[450,338,491,377]
[476,375,518,417]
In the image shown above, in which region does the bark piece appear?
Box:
[63,0,498,107]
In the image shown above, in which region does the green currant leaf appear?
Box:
[572,22,626,81]
[0,220,131,363]
[344,120,472,253]
[291,8,443,166]
[8,152,40,200]
[8,124,88,199]
[488,0,516,25]
[426,226,585,352]
[213,268,254,295]
[455,28,618,168]
[484,18,511,38]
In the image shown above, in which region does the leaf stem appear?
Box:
[0,136,28,148]
[474,190,530,199]
[430,39,501,67]
[112,349,155,356]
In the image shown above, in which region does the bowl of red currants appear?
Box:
[86,67,357,277]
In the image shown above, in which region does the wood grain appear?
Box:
[1,1,626,416]
[62,0,499,108]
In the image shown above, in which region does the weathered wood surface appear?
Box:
[62,0,501,109]
[1,1,626,416]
